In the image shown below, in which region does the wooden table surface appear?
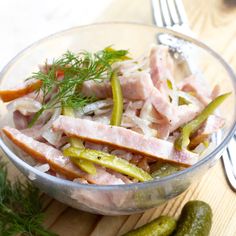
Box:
[2,0,236,235]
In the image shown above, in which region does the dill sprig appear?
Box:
[0,162,57,236]
[28,47,129,127]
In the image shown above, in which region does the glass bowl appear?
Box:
[0,23,235,215]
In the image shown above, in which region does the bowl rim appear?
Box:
[0,21,236,190]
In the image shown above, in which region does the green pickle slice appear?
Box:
[151,162,183,178]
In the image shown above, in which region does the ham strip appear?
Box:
[180,75,212,105]
[189,115,225,148]
[150,88,175,123]
[2,126,124,185]
[52,116,198,166]
[149,45,174,87]
[81,72,154,100]
[0,79,42,102]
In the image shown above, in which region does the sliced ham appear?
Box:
[189,115,225,148]
[150,87,202,133]
[150,88,175,123]
[180,75,212,105]
[2,126,124,185]
[0,79,42,102]
[52,116,198,166]
[211,84,220,100]
[81,72,154,100]
[170,104,202,132]
[149,45,174,87]
[13,111,29,130]
[21,125,44,140]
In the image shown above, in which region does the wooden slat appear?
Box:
[50,208,101,236]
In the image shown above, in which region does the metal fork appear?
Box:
[151,0,236,191]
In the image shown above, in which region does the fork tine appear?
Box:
[167,0,180,25]
[226,138,236,177]
[160,0,172,27]
[151,0,164,27]
[174,0,189,26]
[222,150,236,191]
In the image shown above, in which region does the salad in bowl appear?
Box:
[0,45,229,185]
[0,23,235,215]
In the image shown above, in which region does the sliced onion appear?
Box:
[111,149,133,161]
[94,108,111,116]
[42,129,64,146]
[113,56,149,77]
[35,163,50,172]
[28,163,50,180]
[92,115,110,125]
[7,97,42,115]
[73,178,89,184]
[192,143,207,154]
[41,108,63,146]
[124,114,157,137]
[75,99,113,116]
[177,91,203,108]
[140,100,165,124]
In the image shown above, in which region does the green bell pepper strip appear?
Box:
[62,107,96,175]
[175,92,231,151]
[110,71,123,126]
[63,147,152,182]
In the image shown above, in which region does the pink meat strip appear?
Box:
[52,116,198,166]
[194,115,225,139]
[170,104,202,132]
[180,75,212,105]
[81,72,154,100]
[189,115,225,148]
[150,87,202,133]
[149,45,176,103]
[150,88,175,123]
[13,111,29,130]
[2,126,124,185]
[149,45,174,87]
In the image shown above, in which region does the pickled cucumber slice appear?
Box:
[123,216,176,236]
[151,162,183,178]
[173,200,212,236]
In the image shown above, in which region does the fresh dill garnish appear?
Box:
[28,47,129,127]
[0,162,57,236]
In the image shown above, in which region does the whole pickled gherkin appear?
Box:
[173,200,212,236]
[123,216,176,236]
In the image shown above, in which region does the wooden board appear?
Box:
[3,0,236,235]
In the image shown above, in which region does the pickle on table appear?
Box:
[173,200,212,236]
[123,216,176,236]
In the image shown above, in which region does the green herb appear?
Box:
[28,47,129,127]
[0,162,57,236]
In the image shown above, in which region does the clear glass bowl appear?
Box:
[0,23,236,215]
